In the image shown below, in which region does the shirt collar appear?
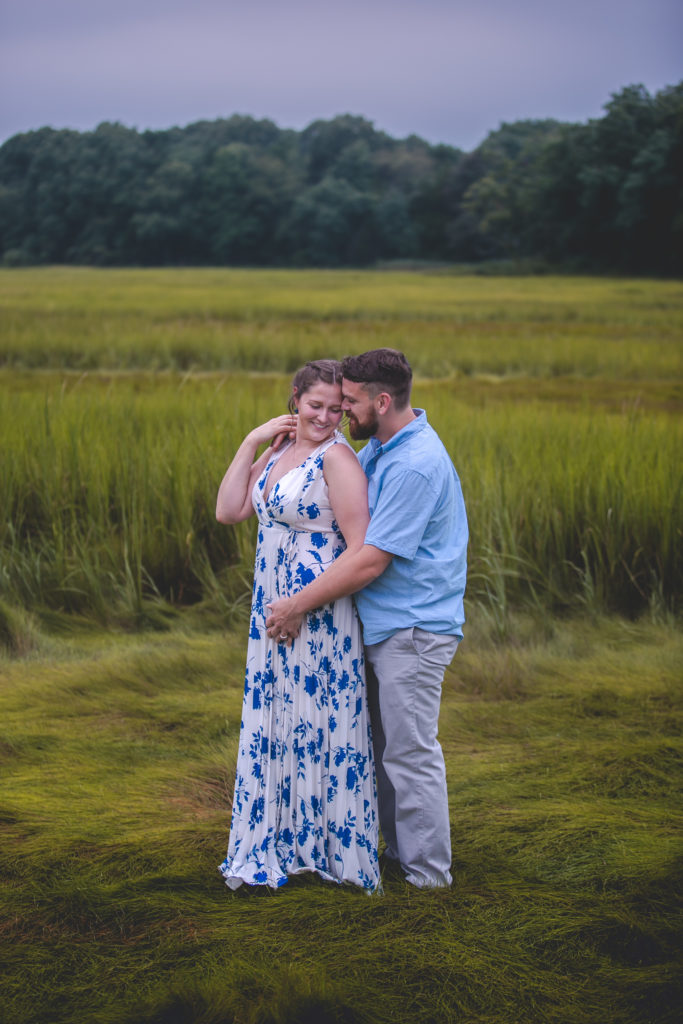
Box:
[367,409,427,457]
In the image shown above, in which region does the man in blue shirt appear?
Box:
[267,349,468,888]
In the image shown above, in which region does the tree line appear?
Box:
[0,83,681,274]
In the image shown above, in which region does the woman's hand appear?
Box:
[216,414,297,525]
[248,415,297,451]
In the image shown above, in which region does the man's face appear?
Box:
[341,378,380,440]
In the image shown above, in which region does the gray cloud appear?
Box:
[1,0,681,149]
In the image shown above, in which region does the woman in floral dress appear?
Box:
[216,360,379,892]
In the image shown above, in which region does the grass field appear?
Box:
[2,613,681,1024]
[1,268,682,1023]
[1,268,682,379]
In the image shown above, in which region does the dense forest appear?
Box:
[0,82,681,273]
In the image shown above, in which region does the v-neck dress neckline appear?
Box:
[260,432,340,507]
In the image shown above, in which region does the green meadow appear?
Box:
[2,267,682,378]
[1,268,682,1023]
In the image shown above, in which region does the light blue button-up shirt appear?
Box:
[354,410,468,645]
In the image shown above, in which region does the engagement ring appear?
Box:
[279,633,288,640]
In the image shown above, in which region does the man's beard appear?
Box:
[347,412,379,440]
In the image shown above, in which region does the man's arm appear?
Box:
[266,542,392,638]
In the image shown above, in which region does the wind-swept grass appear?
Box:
[1,613,681,1024]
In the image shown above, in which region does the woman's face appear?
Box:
[295,381,343,443]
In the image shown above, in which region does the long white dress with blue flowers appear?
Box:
[218,431,379,892]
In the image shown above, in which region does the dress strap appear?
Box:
[318,430,348,456]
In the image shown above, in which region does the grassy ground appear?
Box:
[1,610,681,1024]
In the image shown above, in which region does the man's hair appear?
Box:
[288,359,342,413]
[341,349,413,410]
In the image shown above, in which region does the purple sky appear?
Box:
[1,0,681,150]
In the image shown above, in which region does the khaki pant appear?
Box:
[365,627,459,888]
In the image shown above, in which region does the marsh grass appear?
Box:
[2,268,681,625]
[1,268,682,379]
[1,613,681,1024]
[1,371,680,623]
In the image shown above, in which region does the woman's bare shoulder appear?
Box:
[323,437,365,482]
[324,437,361,464]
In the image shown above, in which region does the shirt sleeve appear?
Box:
[364,467,437,560]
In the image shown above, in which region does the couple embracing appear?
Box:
[216,348,468,893]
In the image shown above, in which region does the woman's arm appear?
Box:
[216,414,297,524]
[323,442,370,552]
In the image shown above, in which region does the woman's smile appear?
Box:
[296,381,344,441]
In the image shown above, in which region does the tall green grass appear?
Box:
[1,268,682,378]
[1,267,680,625]
[0,375,274,626]
[1,372,680,624]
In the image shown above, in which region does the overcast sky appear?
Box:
[1,0,681,151]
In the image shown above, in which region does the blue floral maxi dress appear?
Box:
[218,432,380,891]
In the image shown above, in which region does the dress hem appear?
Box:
[217,862,379,893]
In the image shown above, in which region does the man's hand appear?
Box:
[266,597,304,643]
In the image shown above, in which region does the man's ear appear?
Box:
[375,392,392,414]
